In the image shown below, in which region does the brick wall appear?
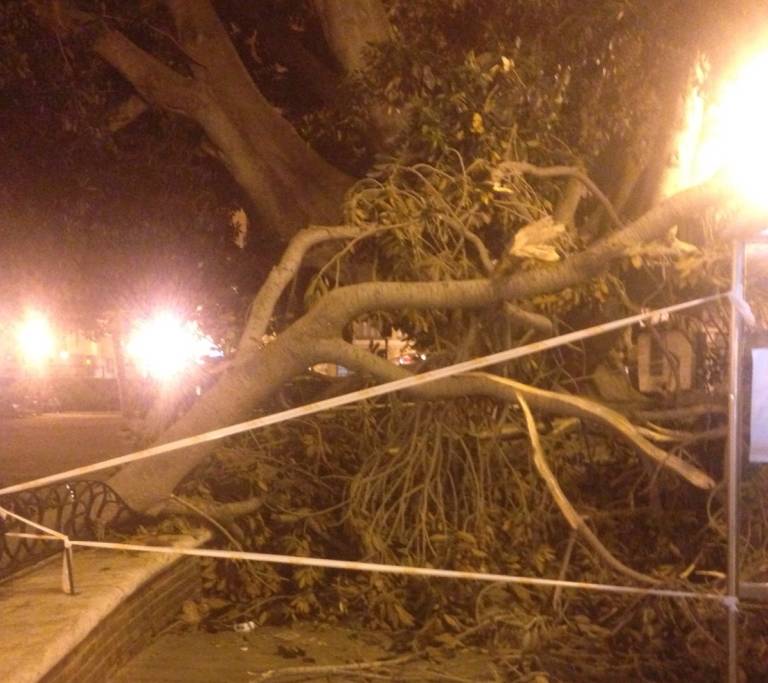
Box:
[42,556,201,683]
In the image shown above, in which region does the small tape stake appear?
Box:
[61,540,76,595]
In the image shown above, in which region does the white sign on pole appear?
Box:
[750,348,768,463]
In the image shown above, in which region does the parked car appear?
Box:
[0,385,60,417]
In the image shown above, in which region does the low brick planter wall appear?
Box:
[44,554,201,683]
[0,531,209,683]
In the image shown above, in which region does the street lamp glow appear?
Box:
[705,50,768,208]
[16,311,55,369]
[126,311,219,382]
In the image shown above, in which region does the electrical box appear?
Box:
[636,329,695,393]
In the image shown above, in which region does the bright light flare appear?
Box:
[16,311,56,369]
[703,51,768,208]
[126,312,220,382]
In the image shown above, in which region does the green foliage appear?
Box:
[359,1,683,161]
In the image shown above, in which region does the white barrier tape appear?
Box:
[12,530,727,605]
[0,505,68,540]
[729,291,756,327]
[0,292,725,498]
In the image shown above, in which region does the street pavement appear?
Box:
[0,412,130,487]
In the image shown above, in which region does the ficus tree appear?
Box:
[5,1,768,671]
[6,0,768,676]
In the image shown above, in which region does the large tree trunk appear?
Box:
[312,0,391,73]
[107,324,312,513]
[311,0,404,146]
[45,0,353,239]
[164,0,352,234]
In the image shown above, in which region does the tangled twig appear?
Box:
[515,391,659,585]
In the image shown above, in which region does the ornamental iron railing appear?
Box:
[0,480,134,582]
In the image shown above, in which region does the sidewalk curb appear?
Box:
[0,530,210,683]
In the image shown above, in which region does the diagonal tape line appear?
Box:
[0,293,725,498]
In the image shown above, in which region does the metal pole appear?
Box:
[727,240,745,683]
[62,541,76,595]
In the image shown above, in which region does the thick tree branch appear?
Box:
[41,0,352,239]
[107,94,150,132]
[92,30,205,115]
[637,425,727,445]
[164,0,345,174]
[312,0,391,73]
[503,176,725,298]
[311,0,404,146]
[309,177,725,329]
[162,0,352,232]
[632,404,727,422]
[503,303,555,335]
[162,494,264,523]
[33,0,205,114]
[106,179,723,512]
[554,176,585,229]
[106,334,314,513]
[462,227,495,274]
[238,224,369,354]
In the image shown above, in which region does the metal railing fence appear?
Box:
[0,480,133,581]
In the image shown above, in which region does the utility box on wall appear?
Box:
[636,329,695,393]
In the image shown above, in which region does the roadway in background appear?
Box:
[0,412,130,487]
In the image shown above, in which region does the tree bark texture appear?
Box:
[312,0,391,73]
[48,0,353,239]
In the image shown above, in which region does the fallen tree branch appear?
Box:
[632,404,727,422]
[503,303,555,335]
[637,425,727,445]
[476,374,715,490]
[104,178,724,513]
[553,529,578,611]
[308,177,726,328]
[459,223,495,274]
[515,391,659,585]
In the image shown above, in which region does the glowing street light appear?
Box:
[15,311,56,369]
[698,50,768,208]
[125,311,220,382]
